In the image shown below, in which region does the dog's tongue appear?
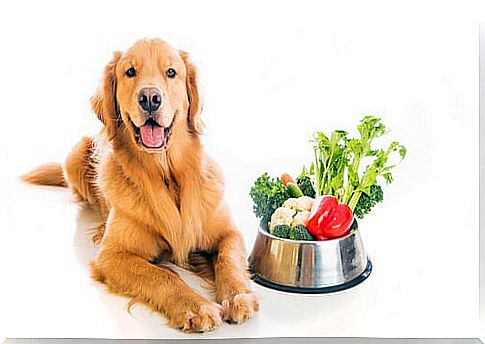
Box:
[140,123,164,148]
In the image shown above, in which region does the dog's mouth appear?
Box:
[131,117,174,151]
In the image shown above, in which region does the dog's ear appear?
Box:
[179,50,203,136]
[91,51,122,140]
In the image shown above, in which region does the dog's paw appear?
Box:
[169,301,223,333]
[221,292,260,324]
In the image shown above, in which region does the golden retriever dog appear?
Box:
[22,38,259,332]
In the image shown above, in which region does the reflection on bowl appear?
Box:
[248,221,372,293]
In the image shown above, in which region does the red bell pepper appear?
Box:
[306,195,354,240]
[318,202,353,239]
[306,196,337,234]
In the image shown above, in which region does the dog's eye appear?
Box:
[166,68,177,78]
[125,67,136,78]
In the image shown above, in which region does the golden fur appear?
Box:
[22,38,259,332]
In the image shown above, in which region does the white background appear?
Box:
[0,0,480,340]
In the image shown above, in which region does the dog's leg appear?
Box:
[212,226,260,324]
[91,213,223,332]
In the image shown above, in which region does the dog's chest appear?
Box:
[151,177,210,260]
[163,175,181,210]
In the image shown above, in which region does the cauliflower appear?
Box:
[295,196,314,211]
[282,198,298,209]
[269,206,295,232]
[292,210,310,227]
[270,197,313,232]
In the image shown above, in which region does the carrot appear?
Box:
[281,173,295,186]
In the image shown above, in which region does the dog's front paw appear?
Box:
[221,292,260,324]
[168,301,223,333]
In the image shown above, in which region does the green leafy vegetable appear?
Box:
[353,184,384,219]
[249,172,291,220]
[309,116,406,218]
[311,130,349,202]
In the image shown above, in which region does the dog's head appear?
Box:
[91,38,202,153]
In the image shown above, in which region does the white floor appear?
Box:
[1,174,479,339]
[3,339,484,344]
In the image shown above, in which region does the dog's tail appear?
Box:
[21,162,67,187]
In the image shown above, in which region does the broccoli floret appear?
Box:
[250,173,291,220]
[354,184,384,219]
[273,224,314,241]
[289,224,314,241]
[272,224,291,238]
[296,175,316,198]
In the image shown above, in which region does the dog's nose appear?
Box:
[138,87,162,112]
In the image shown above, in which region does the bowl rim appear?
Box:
[258,219,359,244]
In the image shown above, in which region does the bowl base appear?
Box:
[251,258,372,294]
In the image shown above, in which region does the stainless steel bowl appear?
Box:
[248,221,372,293]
